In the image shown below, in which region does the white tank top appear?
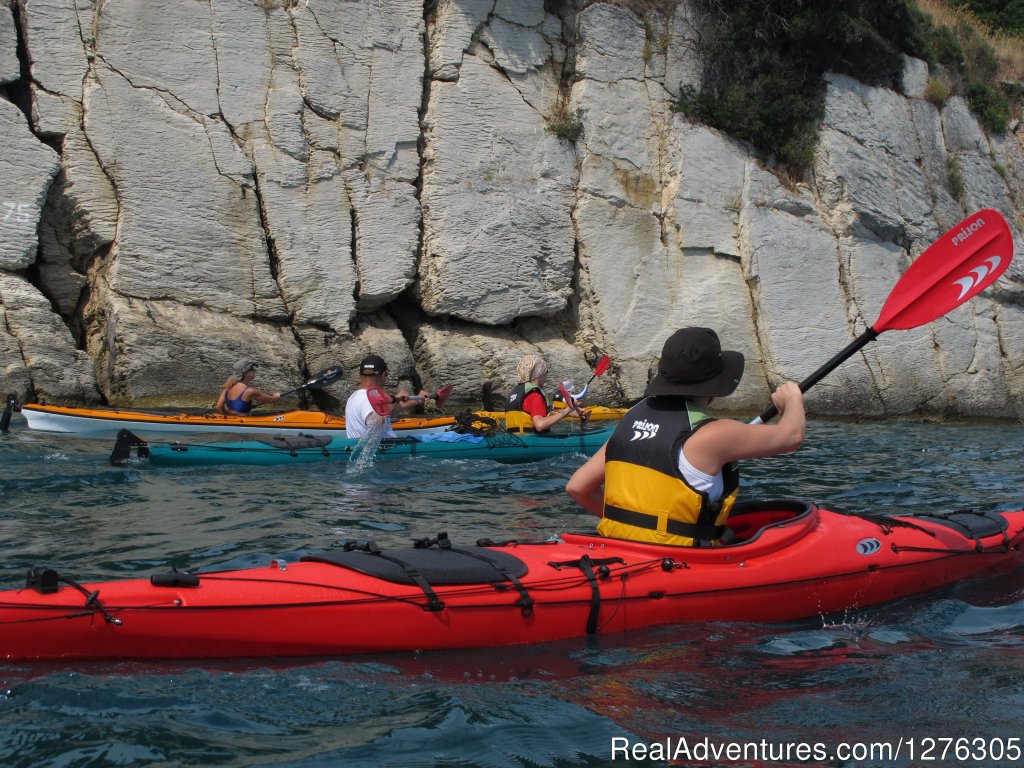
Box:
[678,448,724,502]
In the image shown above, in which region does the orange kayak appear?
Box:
[19,403,455,438]
[19,401,623,438]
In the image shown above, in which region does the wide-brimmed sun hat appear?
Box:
[643,327,744,398]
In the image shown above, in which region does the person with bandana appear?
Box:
[505,353,586,433]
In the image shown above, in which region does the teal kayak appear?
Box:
[110,426,613,467]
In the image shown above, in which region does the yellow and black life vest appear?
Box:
[597,397,739,547]
[504,382,550,433]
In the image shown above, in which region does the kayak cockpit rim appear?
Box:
[563,498,818,551]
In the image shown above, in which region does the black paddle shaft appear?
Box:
[276,366,344,399]
[1,393,19,432]
[755,327,879,424]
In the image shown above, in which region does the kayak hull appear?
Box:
[111,426,614,466]
[19,403,454,438]
[2,501,1022,661]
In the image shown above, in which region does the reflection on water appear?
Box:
[1,418,1022,767]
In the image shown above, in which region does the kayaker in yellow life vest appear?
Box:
[505,353,587,433]
[566,327,805,547]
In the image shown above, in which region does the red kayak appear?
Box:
[1,499,1021,661]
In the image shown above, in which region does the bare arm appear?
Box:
[247,388,281,405]
[392,389,430,414]
[215,390,228,415]
[527,389,585,432]
[685,381,805,474]
[532,408,572,433]
[566,443,608,516]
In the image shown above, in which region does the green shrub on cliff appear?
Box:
[546,108,586,142]
[671,0,930,177]
[968,81,1011,131]
[671,0,1013,179]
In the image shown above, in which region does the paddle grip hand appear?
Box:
[569,398,588,420]
[770,381,802,415]
[401,385,453,409]
[393,390,431,404]
[557,382,589,421]
[367,385,453,416]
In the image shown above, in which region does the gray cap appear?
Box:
[232,358,258,377]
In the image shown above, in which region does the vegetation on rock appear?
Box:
[671,0,1022,178]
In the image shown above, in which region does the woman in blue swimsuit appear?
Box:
[216,359,281,415]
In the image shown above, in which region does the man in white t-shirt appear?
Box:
[345,355,429,439]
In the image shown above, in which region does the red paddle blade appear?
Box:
[874,209,1013,332]
[433,384,453,409]
[558,382,576,409]
[583,353,612,386]
[365,387,394,416]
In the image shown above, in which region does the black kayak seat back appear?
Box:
[302,546,528,585]
[257,434,332,450]
[911,509,1008,539]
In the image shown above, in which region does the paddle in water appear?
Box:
[752,208,1014,424]
[366,384,454,416]
[1,393,20,432]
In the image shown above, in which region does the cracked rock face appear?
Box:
[0,0,1022,421]
[1,98,59,271]
[0,4,19,86]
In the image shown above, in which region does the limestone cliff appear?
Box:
[1,0,1022,420]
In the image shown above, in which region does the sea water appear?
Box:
[0,417,1022,767]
